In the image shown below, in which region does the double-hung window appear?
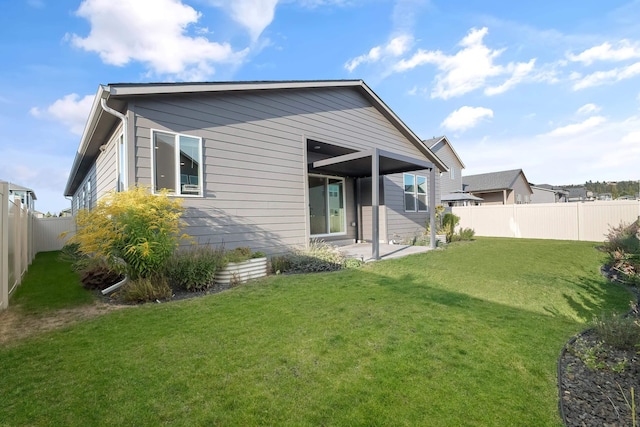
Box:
[404,173,427,212]
[152,130,203,196]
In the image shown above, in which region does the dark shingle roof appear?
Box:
[462,169,527,192]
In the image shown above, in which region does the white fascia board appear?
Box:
[64,85,106,196]
[107,80,363,97]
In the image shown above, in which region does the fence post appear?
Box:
[21,204,27,273]
[13,196,22,287]
[1,182,8,310]
[576,202,583,241]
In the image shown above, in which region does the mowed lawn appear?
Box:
[0,238,633,426]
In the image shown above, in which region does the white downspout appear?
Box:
[100,92,128,190]
[99,91,129,294]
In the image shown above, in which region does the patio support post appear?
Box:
[429,168,436,249]
[372,149,380,260]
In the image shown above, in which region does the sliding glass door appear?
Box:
[309,175,345,236]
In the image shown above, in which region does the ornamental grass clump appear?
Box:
[68,186,189,280]
[601,220,640,286]
[163,245,226,292]
[273,239,362,274]
[591,306,640,351]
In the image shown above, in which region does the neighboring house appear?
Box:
[64,80,448,258]
[8,183,36,211]
[427,135,482,207]
[462,169,533,205]
[530,185,569,203]
[566,187,595,202]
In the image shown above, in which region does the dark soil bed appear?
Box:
[97,283,233,305]
[558,329,639,426]
[558,266,639,427]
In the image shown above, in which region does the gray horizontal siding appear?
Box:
[95,124,121,199]
[432,141,463,195]
[130,86,432,253]
[384,171,438,242]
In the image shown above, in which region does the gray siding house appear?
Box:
[426,136,482,206]
[463,169,533,205]
[427,136,464,195]
[64,80,447,257]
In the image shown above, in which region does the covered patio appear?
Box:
[311,147,437,259]
[338,242,432,262]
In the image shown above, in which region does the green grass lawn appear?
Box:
[10,251,94,313]
[0,238,633,426]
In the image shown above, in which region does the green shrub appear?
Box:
[283,240,345,273]
[592,310,640,350]
[442,213,460,243]
[225,246,253,263]
[458,227,475,241]
[269,241,364,274]
[271,255,291,274]
[342,257,365,269]
[119,274,172,303]
[602,220,640,286]
[68,186,188,280]
[604,221,640,254]
[163,246,226,292]
[59,242,90,272]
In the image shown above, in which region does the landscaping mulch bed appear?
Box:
[558,329,639,427]
[558,267,639,427]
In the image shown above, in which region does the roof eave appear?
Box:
[107,79,363,97]
[64,85,107,196]
[356,82,448,172]
[428,135,466,169]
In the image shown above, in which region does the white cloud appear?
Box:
[30,93,94,135]
[567,40,640,65]
[621,130,640,145]
[441,106,493,132]
[484,59,536,95]
[393,27,536,99]
[460,115,640,185]
[539,116,607,138]
[70,0,247,80]
[209,0,279,41]
[345,34,413,72]
[572,61,640,90]
[576,103,601,115]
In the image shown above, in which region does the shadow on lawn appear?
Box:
[370,268,624,325]
[560,275,633,322]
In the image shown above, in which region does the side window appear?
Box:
[404,173,427,212]
[404,174,416,211]
[417,176,427,211]
[152,130,203,196]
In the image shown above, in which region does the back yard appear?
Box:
[0,238,633,426]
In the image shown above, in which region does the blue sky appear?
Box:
[2,0,640,213]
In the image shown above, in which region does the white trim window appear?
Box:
[151,130,203,196]
[450,167,455,180]
[404,173,427,212]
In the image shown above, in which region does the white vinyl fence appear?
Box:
[1,181,75,311]
[453,200,640,242]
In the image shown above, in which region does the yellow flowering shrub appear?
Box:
[70,186,189,279]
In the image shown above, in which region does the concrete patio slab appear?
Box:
[338,243,432,262]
